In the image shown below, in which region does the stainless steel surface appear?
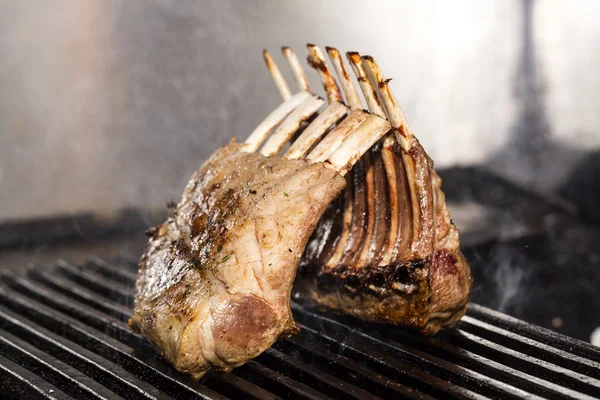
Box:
[1,0,599,224]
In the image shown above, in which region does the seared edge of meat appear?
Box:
[130,142,346,378]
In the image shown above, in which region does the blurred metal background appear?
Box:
[1,0,599,222]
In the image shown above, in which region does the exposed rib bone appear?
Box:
[282,47,311,92]
[307,44,343,104]
[346,52,386,117]
[244,91,311,152]
[260,95,325,156]
[263,50,292,100]
[402,144,435,259]
[306,110,368,162]
[284,102,348,160]
[379,136,399,265]
[324,175,354,267]
[340,159,367,266]
[355,148,376,266]
[361,56,414,150]
[361,55,434,259]
[326,115,391,175]
[391,141,414,260]
[365,144,390,266]
[326,47,362,109]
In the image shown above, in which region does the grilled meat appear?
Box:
[301,140,471,334]
[129,143,349,378]
[299,52,471,334]
[131,44,471,379]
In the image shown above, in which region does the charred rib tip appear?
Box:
[346,51,361,62]
[307,43,317,48]
[307,54,327,72]
[378,78,393,88]
[281,46,290,52]
[361,55,374,62]
[397,125,408,137]
[262,49,271,63]
[325,46,338,54]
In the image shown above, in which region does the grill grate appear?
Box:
[1,258,599,399]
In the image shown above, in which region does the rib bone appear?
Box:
[245,91,311,152]
[307,44,343,104]
[326,47,362,109]
[306,110,368,163]
[361,55,433,258]
[284,102,348,160]
[260,95,325,157]
[326,114,391,175]
[379,136,400,265]
[362,56,414,150]
[346,52,386,117]
[282,47,311,92]
[263,50,292,100]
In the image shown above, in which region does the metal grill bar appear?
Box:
[234,360,330,400]
[0,306,170,400]
[257,347,377,399]
[459,316,600,378]
[0,354,70,400]
[292,305,534,400]
[466,305,600,364]
[0,330,119,399]
[1,258,598,399]
[273,335,432,399]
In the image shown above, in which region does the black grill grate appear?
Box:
[1,258,599,399]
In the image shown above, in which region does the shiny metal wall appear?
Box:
[1,0,599,221]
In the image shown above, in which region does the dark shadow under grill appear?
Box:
[1,257,599,400]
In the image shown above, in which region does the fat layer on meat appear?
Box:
[129,141,345,379]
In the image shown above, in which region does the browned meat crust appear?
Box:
[130,142,345,378]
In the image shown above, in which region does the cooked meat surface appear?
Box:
[130,44,472,379]
[300,138,472,334]
[130,142,345,378]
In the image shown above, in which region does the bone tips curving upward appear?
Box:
[263,49,292,100]
[251,45,394,178]
[325,47,362,110]
[282,46,311,92]
[306,44,343,104]
[361,55,415,150]
[345,52,386,117]
[303,46,369,163]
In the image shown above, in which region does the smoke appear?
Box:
[492,248,529,313]
[467,239,531,315]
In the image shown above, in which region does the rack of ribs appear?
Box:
[129,44,472,379]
